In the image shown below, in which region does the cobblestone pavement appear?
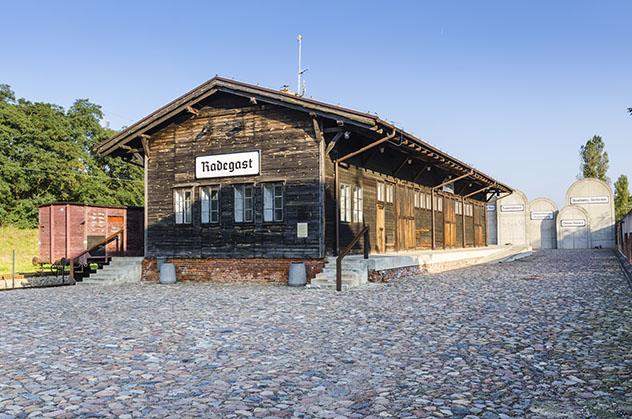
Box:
[1,250,631,418]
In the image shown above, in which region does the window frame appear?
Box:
[263,183,284,223]
[174,188,193,225]
[377,182,385,202]
[340,183,352,223]
[352,185,363,223]
[200,185,220,224]
[385,184,394,204]
[234,184,254,224]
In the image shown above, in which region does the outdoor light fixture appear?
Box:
[343,131,350,140]
[379,146,385,153]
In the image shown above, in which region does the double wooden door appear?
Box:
[397,186,416,250]
[444,198,457,248]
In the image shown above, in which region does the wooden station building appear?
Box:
[96,77,512,282]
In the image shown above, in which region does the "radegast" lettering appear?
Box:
[195,151,260,179]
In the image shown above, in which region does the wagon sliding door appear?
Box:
[106,215,124,255]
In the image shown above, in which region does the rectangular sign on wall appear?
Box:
[501,204,524,212]
[561,219,586,227]
[531,211,554,220]
[195,151,260,179]
[486,204,496,211]
[570,196,609,205]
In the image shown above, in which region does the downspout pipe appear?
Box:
[334,129,397,255]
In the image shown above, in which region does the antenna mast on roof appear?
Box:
[297,34,308,96]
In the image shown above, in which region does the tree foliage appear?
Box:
[0,84,143,228]
[579,135,609,183]
[614,174,631,222]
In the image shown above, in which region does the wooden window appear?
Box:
[465,204,473,217]
[353,186,363,223]
[456,201,462,215]
[263,183,283,222]
[425,194,432,210]
[234,185,253,223]
[174,189,192,224]
[200,186,219,224]
[385,184,394,204]
[340,184,352,222]
[434,196,443,212]
[377,182,385,202]
[414,192,419,208]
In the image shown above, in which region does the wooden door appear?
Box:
[397,186,416,250]
[107,215,124,255]
[474,206,484,247]
[444,198,457,248]
[376,204,385,253]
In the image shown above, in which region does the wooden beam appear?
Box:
[140,136,150,160]
[393,157,410,176]
[325,131,344,155]
[311,115,324,143]
[186,105,199,115]
[464,184,496,199]
[413,165,431,182]
[323,127,342,134]
[432,170,474,191]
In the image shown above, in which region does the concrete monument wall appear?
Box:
[486,196,498,245]
[497,189,530,247]
[564,178,614,248]
[557,205,591,249]
[528,198,558,249]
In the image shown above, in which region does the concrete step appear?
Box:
[81,257,142,285]
[310,277,361,290]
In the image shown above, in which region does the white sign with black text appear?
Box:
[570,196,609,205]
[501,204,524,213]
[530,211,554,220]
[195,151,260,179]
[561,219,586,227]
[486,204,496,211]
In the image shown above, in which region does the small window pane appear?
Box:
[175,189,192,224]
[234,187,244,222]
[353,186,363,223]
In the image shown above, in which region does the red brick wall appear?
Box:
[143,258,324,284]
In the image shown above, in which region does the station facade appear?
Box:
[97,77,511,282]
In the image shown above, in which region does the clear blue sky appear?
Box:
[2,0,631,206]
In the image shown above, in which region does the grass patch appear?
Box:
[0,226,39,274]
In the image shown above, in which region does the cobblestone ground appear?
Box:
[1,250,631,418]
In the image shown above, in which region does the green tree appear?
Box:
[614,175,632,221]
[579,135,609,182]
[0,84,143,227]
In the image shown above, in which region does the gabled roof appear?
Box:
[96,76,511,193]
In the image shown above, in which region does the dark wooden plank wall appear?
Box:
[324,161,485,254]
[145,99,322,259]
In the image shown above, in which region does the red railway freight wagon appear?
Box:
[38,203,144,263]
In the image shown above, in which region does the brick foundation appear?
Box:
[142,258,325,284]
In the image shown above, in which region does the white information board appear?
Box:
[570,196,609,205]
[297,222,308,238]
[501,204,524,212]
[530,211,554,220]
[561,219,586,227]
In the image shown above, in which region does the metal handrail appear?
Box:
[68,229,124,284]
[336,225,369,291]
